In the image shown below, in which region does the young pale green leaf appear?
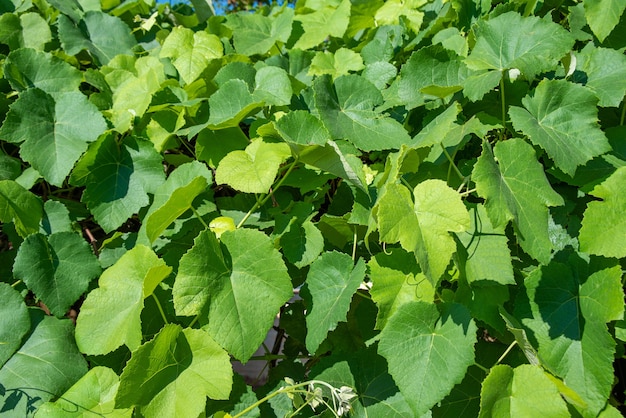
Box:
[173,229,292,362]
[141,161,212,244]
[583,0,626,42]
[465,11,574,80]
[578,46,626,108]
[376,180,470,284]
[303,251,366,353]
[70,134,165,233]
[479,365,570,417]
[456,204,515,285]
[0,179,42,237]
[0,88,107,186]
[378,301,477,416]
[208,79,263,128]
[115,324,233,417]
[274,110,331,145]
[0,312,88,409]
[309,48,365,78]
[3,48,82,97]
[313,75,411,151]
[516,253,624,416]
[57,11,136,64]
[160,26,223,85]
[579,166,626,258]
[374,0,424,33]
[0,283,29,367]
[13,232,101,317]
[252,66,292,106]
[225,9,293,55]
[368,249,435,329]
[215,138,291,194]
[75,245,172,355]
[472,139,564,264]
[35,367,132,418]
[509,79,610,176]
[293,0,351,50]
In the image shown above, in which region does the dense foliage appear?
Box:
[1,0,626,416]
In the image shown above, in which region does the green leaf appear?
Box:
[225,9,293,55]
[579,166,626,258]
[141,161,212,244]
[313,75,411,151]
[160,27,223,85]
[115,324,233,416]
[456,204,515,285]
[0,180,43,237]
[252,66,293,106]
[0,88,107,186]
[472,139,564,264]
[0,283,30,367]
[196,127,250,169]
[41,200,72,235]
[509,79,610,176]
[215,138,291,194]
[303,251,366,353]
[208,79,263,128]
[374,0,425,33]
[173,229,292,362]
[578,46,626,108]
[465,11,574,80]
[0,312,88,408]
[36,367,132,417]
[3,48,82,97]
[13,232,101,317]
[309,48,365,78]
[75,245,172,355]
[368,248,435,329]
[274,110,331,145]
[376,181,470,283]
[70,134,165,233]
[378,301,477,416]
[479,365,570,417]
[57,11,136,64]
[516,253,624,415]
[583,0,626,42]
[293,0,351,50]
[274,205,324,268]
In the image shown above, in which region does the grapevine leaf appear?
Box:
[41,200,72,235]
[173,229,292,362]
[36,367,132,418]
[252,66,292,106]
[75,245,172,355]
[432,365,485,417]
[579,166,626,258]
[215,138,291,194]
[465,11,574,80]
[472,138,564,264]
[516,253,624,415]
[0,88,107,186]
[378,301,477,416]
[141,161,212,244]
[303,251,366,353]
[0,283,29,367]
[578,46,626,108]
[196,127,250,168]
[374,0,425,33]
[225,9,293,55]
[275,208,324,268]
[509,79,610,176]
[0,180,42,237]
[368,249,435,329]
[375,180,470,284]
[293,0,351,50]
[274,110,331,145]
[309,48,365,78]
[0,312,88,408]
[456,204,515,285]
[3,48,81,97]
[57,11,136,64]
[583,0,626,42]
[70,134,165,233]
[313,74,411,151]
[160,27,223,85]
[479,365,570,417]
[13,232,101,317]
[115,325,233,417]
[208,79,263,128]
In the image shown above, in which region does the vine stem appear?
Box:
[152,294,169,325]
[499,74,507,139]
[620,101,626,125]
[237,158,298,228]
[494,340,518,366]
[440,144,465,181]
[190,206,209,229]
